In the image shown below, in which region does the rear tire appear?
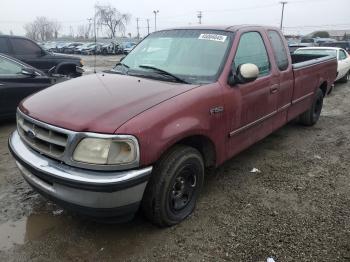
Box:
[299,88,324,126]
[142,145,204,227]
[339,71,350,83]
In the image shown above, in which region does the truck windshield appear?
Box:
[295,49,337,57]
[113,30,233,84]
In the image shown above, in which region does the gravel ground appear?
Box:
[0,56,349,261]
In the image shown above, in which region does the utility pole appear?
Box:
[147,19,150,35]
[153,10,159,32]
[136,18,140,39]
[87,18,93,39]
[280,1,287,32]
[197,11,202,24]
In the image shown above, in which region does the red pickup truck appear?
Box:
[9,25,337,227]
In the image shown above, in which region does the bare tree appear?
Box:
[95,4,130,38]
[24,17,61,41]
[77,24,91,39]
[52,21,62,39]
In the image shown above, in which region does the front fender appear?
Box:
[116,83,226,167]
[54,61,81,74]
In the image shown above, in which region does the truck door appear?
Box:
[223,30,280,158]
[267,30,294,130]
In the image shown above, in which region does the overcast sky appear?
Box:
[0,0,349,37]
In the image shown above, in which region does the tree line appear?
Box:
[24,3,130,41]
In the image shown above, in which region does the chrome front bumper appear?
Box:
[9,131,152,217]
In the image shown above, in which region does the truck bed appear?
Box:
[291,53,336,69]
[287,54,337,121]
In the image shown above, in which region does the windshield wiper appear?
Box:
[111,62,129,74]
[138,65,189,84]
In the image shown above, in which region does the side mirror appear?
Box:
[21,68,37,77]
[228,63,259,86]
[47,66,56,76]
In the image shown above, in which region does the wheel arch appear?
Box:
[159,134,217,169]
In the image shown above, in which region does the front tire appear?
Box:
[142,145,204,227]
[299,88,324,126]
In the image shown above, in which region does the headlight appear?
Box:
[73,137,138,165]
[80,59,84,66]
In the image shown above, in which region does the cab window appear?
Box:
[339,50,347,60]
[10,38,42,56]
[233,32,270,77]
[0,57,23,75]
[268,30,289,71]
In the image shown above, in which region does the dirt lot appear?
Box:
[0,57,349,261]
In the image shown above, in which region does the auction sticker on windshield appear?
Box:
[198,34,227,42]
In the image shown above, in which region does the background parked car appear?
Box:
[74,43,94,54]
[100,42,124,55]
[320,41,350,54]
[122,42,137,54]
[62,42,83,54]
[81,43,103,55]
[0,35,84,78]
[288,44,309,54]
[0,53,52,120]
[295,47,350,82]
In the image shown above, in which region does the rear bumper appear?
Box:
[8,131,152,219]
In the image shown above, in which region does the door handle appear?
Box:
[0,83,4,86]
[270,85,279,94]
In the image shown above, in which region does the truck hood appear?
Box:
[20,73,198,133]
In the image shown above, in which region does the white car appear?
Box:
[295,47,350,82]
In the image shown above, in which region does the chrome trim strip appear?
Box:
[17,109,140,171]
[10,131,152,185]
[277,103,291,112]
[229,103,292,137]
[292,92,314,105]
[229,110,277,137]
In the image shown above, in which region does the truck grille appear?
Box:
[17,113,68,159]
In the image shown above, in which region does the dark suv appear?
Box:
[0,35,83,77]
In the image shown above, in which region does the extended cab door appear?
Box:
[267,30,294,129]
[223,30,280,157]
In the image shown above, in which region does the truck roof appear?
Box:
[162,24,280,32]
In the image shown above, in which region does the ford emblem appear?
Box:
[27,129,36,139]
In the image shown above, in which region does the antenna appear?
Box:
[93,5,97,74]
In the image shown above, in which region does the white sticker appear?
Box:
[198,34,227,42]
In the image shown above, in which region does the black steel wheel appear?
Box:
[142,145,204,227]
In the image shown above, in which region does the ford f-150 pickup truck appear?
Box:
[8,25,337,227]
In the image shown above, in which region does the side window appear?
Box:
[0,38,10,53]
[0,57,23,75]
[234,32,270,76]
[10,38,42,56]
[339,50,347,60]
[268,31,289,71]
